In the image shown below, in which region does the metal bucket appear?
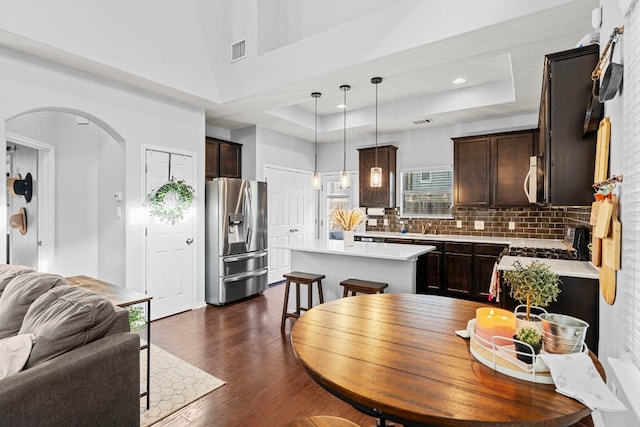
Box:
[540,313,589,354]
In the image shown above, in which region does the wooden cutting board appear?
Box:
[593,198,613,238]
[591,235,602,267]
[600,194,619,305]
[594,117,611,183]
[600,265,616,305]
[603,194,621,270]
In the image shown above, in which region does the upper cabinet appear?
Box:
[205,137,242,180]
[453,129,537,207]
[539,45,598,206]
[358,145,397,208]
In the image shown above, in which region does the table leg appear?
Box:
[146,300,151,410]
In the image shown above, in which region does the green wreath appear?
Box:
[146,180,195,225]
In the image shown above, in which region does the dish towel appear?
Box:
[488,262,500,302]
[539,352,626,412]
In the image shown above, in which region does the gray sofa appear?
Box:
[0,264,140,427]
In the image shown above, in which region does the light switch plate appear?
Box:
[509,221,515,230]
[474,220,484,230]
[368,218,377,226]
[383,219,389,226]
[456,220,462,228]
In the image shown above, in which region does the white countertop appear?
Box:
[356,231,569,249]
[273,239,435,261]
[498,255,599,279]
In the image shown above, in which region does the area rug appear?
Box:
[140,343,226,426]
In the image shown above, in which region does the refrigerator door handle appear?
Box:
[223,251,268,263]
[223,267,268,283]
[244,184,253,247]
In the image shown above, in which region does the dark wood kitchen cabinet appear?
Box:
[205,137,242,179]
[414,240,443,294]
[473,243,507,300]
[539,44,598,206]
[358,145,397,208]
[443,242,473,297]
[501,275,599,354]
[453,129,536,207]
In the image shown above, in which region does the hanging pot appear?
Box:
[599,30,624,102]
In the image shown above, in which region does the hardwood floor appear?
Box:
[150,284,382,427]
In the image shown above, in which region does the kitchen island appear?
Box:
[273,239,435,304]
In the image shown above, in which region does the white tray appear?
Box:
[466,319,588,385]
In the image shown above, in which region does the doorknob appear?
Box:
[186,238,194,245]
[289,228,299,233]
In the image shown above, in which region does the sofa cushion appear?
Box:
[0,333,36,379]
[0,272,67,339]
[0,264,34,298]
[19,285,116,369]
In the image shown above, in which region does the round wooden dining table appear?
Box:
[290,294,596,427]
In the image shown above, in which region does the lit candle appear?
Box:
[475,307,516,347]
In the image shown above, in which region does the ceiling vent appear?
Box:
[231,40,246,62]
[413,118,433,125]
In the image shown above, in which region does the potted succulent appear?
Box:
[514,326,542,364]
[502,260,561,326]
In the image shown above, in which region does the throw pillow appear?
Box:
[0,264,34,298]
[0,272,67,339]
[19,285,116,369]
[0,333,36,379]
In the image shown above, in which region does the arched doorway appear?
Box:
[5,109,126,285]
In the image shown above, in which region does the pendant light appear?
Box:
[311,92,322,190]
[370,77,383,188]
[339,84,351,189]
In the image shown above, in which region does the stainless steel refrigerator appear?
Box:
[205,178,268,305]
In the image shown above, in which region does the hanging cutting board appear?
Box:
[592,235,602,267]
[593,197,613,238]
[594,117,611,183]
[603,195,621,270]
[590,201,601,225]
[599,195,619,305]
[600,265,616,305]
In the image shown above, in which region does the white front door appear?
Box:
[145,149,196,320]
[265,166,316,284]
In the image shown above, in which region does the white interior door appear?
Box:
[265,166,315,284]
[145,149,196,320]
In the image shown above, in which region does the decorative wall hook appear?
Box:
[593,174,623,192]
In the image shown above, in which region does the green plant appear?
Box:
[146,179,195,225]
[127,305,146,332]
[516,326,542,347]
[502,260,561,321]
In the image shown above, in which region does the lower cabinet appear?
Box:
[444,242,473,296]
[407,238,505,302]
[473,244,507,300]
[500,276,599,354]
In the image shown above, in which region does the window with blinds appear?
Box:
[622,4,640,367]
[400,166,453,218]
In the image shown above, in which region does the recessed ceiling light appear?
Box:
[337,104,346,109]
[452,77,467,85]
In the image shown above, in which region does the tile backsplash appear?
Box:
[365,206,591,239]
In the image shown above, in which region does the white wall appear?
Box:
[596,1,639,426]
[0,0,220,102]
[0,48,206,304]
[255,127,314,180]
